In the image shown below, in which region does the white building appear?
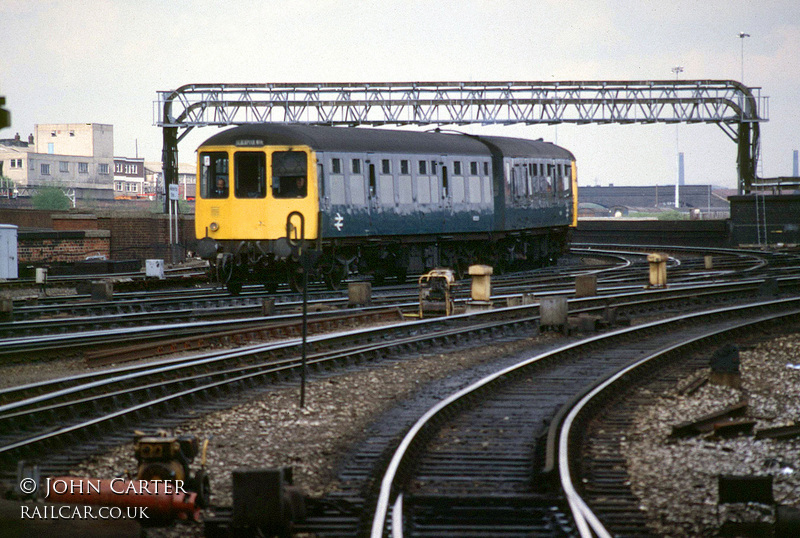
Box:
[0,123,115,200]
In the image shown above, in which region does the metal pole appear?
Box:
[301,254,308,408]
[286,211,308,408]
[739,32,750,83]
[672,66,683,209]
[168,192,173,264]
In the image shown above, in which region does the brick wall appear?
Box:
[97,214,196,261]
[0,208,69,229]
[18,230,111,264]
[5,210,197,265]
[52,214,99,231]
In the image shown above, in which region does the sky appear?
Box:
[1,0,798,190]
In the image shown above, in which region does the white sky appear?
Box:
[1,0,798,189]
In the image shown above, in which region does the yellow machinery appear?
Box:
[419,269,456,318]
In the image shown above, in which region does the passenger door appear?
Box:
[438,158,453,231]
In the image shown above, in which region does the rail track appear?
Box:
[2,244,800,536]
[357,298,800,537]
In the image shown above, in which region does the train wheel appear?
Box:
[216,253,234,284]
[287,263,306,293]
[323,263,347,290]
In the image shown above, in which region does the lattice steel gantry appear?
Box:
[155,80,768,195]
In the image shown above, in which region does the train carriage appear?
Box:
[194,124,576,294]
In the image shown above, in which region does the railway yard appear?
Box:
[2,243,800,537]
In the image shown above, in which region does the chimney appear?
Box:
[28,133,34,144]
[14,133,20,141]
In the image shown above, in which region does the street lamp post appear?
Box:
[739,32,750,83]
[672,66,684,209]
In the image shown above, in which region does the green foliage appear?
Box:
[627,210,689,220]
[32,186,72,210]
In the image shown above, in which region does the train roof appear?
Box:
[199,124,573,160]
[477,135,575,160]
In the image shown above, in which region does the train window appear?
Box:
[511,165,518,197]
[352,159,361,174]
[332,158,341,174]
[399,176,413,204]
[468,177,481,203]
[483,162,489,176]
[431,161,438,174]
[350,175,366,205]
[451,176,465,203]
[470,161,478,176]
[331,175,346,205]
[379,175,394,205]
[272,150,308,198]
[400,160,410,175]
[369,164,377,197]
[200,152,229,199]
[417,177,431,204]
[418,160,427,175]
[234,152,266,199]
[381,159,391,174]
[453,161,462,175]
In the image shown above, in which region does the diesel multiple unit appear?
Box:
[194,124,577,294]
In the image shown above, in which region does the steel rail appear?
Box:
[557,302,800,537]
[368,296,800,537]
[1,270,794,410]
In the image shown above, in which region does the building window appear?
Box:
[99,163,109,174]
[381,159,391,174]
[115,182,124,191]
[41,163,50,175]
[9,160,17,169]
[331,158,341,174]
[79,162,88,173]
[453,161,462,175]
[351,158,361,174]
[418,160,427,175]
[59,161,69,173]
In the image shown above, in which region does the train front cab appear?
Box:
[195,143,319,292]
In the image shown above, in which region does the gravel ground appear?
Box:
[624,333,800,536]
[67,331,563,538]
[7,308,800,537]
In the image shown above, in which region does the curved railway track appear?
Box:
[1,266,793,477]
[2,244,800,536]
[362,298,800,537]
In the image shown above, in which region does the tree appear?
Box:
[32,186,71,210]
